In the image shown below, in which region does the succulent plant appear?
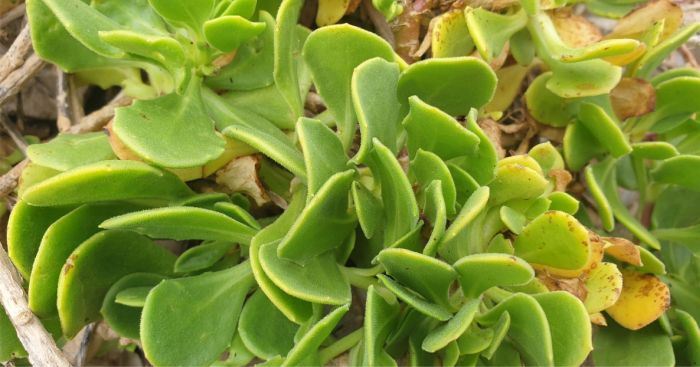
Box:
[1,0,699,366]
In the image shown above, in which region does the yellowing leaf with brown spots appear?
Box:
[603,237,642,266]
[605,270,670,330]
[584,262,622,313]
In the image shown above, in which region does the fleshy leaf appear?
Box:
[101,273,165,340]
[29,202,145,317]
[142,262,254,367]
[605,269,670,330]
[57,230,175,337]
[283,305,349,366]
[411,149,457,217]
[532,292,592,367]
[593,321,675,366]
[453,253,534,299]
[513,211,590,270]
[352,181,384,240]
[297,118,348,199]
[422,297,481,353]
[432,10,474,58]
[147,0,214,33]
[277,170,356,263]
[465,8,526,62]
[367,140,420,246]
[259,241,351,305]
[397,57,497,116]
[377,274,452,321]
[360,286,400,367]
[26,132,117,171]
[174,241,235,273]
[21,160,192,206]
[112,81,226,168]
[204,16,267,52]
[303,24,395,150]
[239,290,298,359]
[478,293,553,366]
[7,201,73,279]
[577,102,632,157]
[652,155,700,192]
[101,206,257,244]
[351,58,403,163]
[583,262,623,313]
[402,96,480,160]
[377,248,456,309]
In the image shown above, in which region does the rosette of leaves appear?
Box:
[2,0,699,366]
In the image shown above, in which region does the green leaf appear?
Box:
[402,97,480,160]
[212,202,260,229]
[218,0,258,17]
[101,273,165,339]
[455,326,493,355]
[593,321,674,366]
[676,309,700,365]
[352,181,384,239]
[563,121,607,171]
[114,287,151,307]
[147,0,214,34]
[91,0,168,35]
[423,181,447,257]
[283,305,349,366]
[577,102,632,157]
[206,12,275,91]
[112,80,226,168]
[465,8,527,62]
[28,202,145,317]
[274,0,305,119]
[351,58,404,163]
[500,206,526,234]
[174,241,235,273]
[40,0,125,58]
[57,230,175,337]
[27,0,118,71]
[26,132,117,171]
[453,253,534,298]
[204,16,267,52]
[431,10,474,58]
[397,57,497,116]
[377,248,457,309]
[361,286,400,367]
[259,241,351,305]
[652,155,700,191]
[367,140,420,246]
[411,149,457,217]
[7,201,73,279]
[297,118,348,198]
[632,142,679,160]
[587,158,660,248]
[142,262,254,367]
[514,211,590,270]
[437,186,490,263]
[525,73,584,127]
[454,110,499,185]
[239,290,298,359]
[0,306,26,362]
[204,89,306,178]
[377,274,452,321]
[478,293,553,366]
[249,190,313,324]
[21,160,193,206]
[533,292,592,367]
[636,23,700,78]
[488,158,548,205]
[422,297,481,352]
[547,192,579,214]
[101,206,257,244]
[278,170,356,263]
[303,24,395,150]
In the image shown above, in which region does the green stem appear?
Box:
[318,328,364,364]
[340,265,384,289]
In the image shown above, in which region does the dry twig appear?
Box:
[0,3,26,29]
[67,92,132,134]
[0,54,46,106]
[0,158,26,198]
[0,113,27,154]
[363,0,396,47]
[0,24,33,82]
[0,241,73,367]
[56,67,73,132]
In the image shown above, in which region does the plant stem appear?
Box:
[318,327,364,364]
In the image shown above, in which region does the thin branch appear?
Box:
[363,0,396,48]
[0,241,73,367]
[0,54,46,106]
[0,113,27,154]
[68,75,85,122]
[679,45,700,69]
[0,159,27,199]
[0,24,33,82]
[67,92,132,134]
[0,3,26,29]
[56,67,72,132]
